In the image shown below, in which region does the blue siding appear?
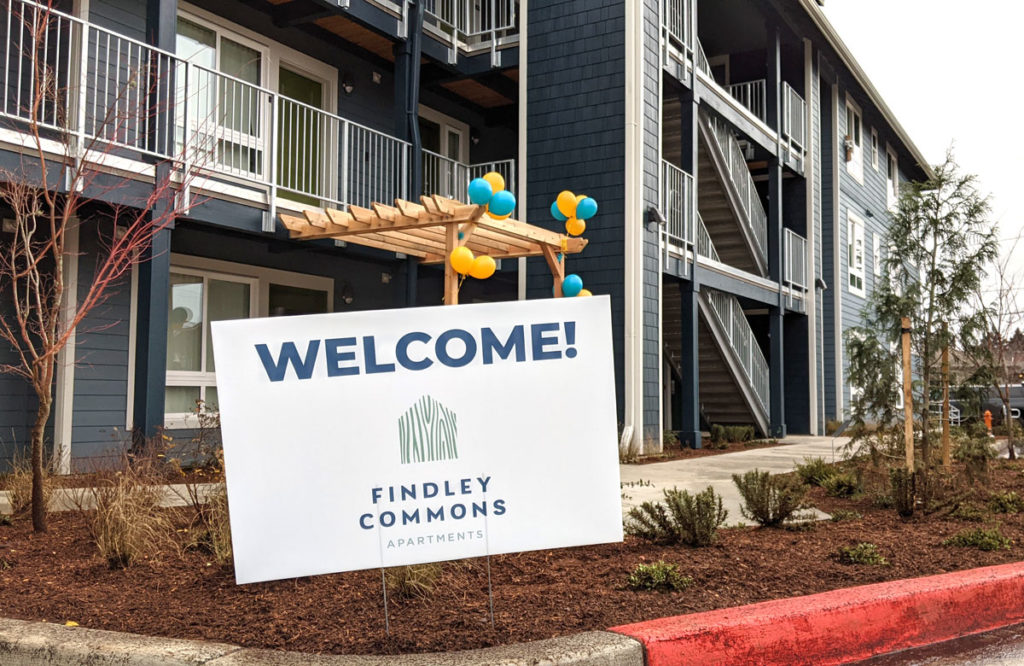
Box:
[526,0,627,419]
[641,0,661,442]
[70,219,134,465]
[811,52,824,434]
[89,0,146,40]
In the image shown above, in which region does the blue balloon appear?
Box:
[562,274,583,298]
[576,197,598,220]
[467,178,493,205]
[550,201,568,222]
[489,190,516,216]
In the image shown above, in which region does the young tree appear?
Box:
[846,152,998,470]
[962,233,1024,458]
[0,1,201,531]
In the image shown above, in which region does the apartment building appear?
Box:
[0,0,930,470]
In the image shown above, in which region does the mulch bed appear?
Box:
[631,438,784,463]
[1,460,1023,656]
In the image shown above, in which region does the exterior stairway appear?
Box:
[697,111,768,276]
[663,222,771,436]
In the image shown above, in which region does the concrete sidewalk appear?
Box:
[619,435,850,524]
[0,482,222,515]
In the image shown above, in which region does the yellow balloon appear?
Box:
[482,171,505,194]
[577,288,593,297]
[449,246,475,275]
[556,190,577,218]
[565,217,586,236]
[469,255,496,279]
[487,208,513,220]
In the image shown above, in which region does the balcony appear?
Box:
[422,151,515,203]
[422,0,519,64]
[783,228,807,291]
[0,0,514,232]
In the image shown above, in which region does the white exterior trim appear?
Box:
[125,264,138,430]
[52,220,79,474]
[832,82,843,418]
[517,0,527,301]
[804,38,818,435]
[623,0,644,452]
[844,94,863,185]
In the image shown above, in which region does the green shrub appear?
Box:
[826,419,843,436]
[822,471,860,498]
[836,542,888,565]
[830,509,862,522]
[955,437,996,485]
[385,563,444,599]
[625,486,727,546]
[890,468,915,517]
[663,430,680,448]
[709,424,755,445]
[795,457,833,487]
[871,494,895,509]
[988,491,1024,514]
[950,503,986,522]
[732,470,808,527]
[943,527,1012,551]
[626,561,693,592]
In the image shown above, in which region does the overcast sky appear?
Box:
[823,1,1024,282]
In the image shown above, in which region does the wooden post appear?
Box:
[902,316,914,472]
[540,245,565,297]
[942,323,951,470]
[444,222,459,305]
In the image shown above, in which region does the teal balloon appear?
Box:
[576,197,598,220]
[550,201,568,222]
[563,274,583,298]
[489,190,516,216]
[467,178,493,205]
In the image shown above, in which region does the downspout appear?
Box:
[406,0,424,198]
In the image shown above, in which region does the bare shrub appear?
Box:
[3,452,52,518]
[385,563,443,599]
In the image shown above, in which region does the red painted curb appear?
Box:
[610,561,1024,665]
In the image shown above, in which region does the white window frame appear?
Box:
[886,144,899,211]
[845,96,863,184]
[870,128,879,170]
[418,104,471,163]
[872,232,881,279]
[163,254,334,428]
[847,210,866,297]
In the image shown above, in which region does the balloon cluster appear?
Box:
[467,172,516,220]
[550,190,598,297]
[449,171,512,282]
[551,190,598,237]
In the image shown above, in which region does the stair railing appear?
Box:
[703,289,770,414]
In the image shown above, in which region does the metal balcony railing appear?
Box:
[783,228,807,290]
[420,0,517,63]
[726,80,767,123]
[705,115,768,264]
[695,213,719,262]
[704,288,770,414]
[422,152,515,203]
[663,0,694,53]
[661,160,695,247]
[780,81,806,153]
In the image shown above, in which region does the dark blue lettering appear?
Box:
[423,482,439,498]
[380,511,396,527]
[401,509,420,524]
[255,340,321,382]
[436,329,477,367]
[396,331,433,370]
[531,323,562,360]
[472,502,487,517]
[493,499,507,515]
[450,503,466,519]
[481,326,525,364]
[324,337,359,377]
[427,506,445,522]
[363,336,396,374]
[359,513,374,529]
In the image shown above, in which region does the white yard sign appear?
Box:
[211,296,622,584]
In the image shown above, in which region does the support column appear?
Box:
[677,71,701,448]
[133,0,176,444]
[766,24,786,438]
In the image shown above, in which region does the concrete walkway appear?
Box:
[0,482,222,515]
[620,435,850,524]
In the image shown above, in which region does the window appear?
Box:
[164,256,333,426]
[848,211,865,296]
[166,269,257,417]
[845,97,863,183]
[872,127,880,169]
[886,146,899,210]
[175,4,337,200]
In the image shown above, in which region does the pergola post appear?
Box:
[444,221,459,305]
[541,245,565,297]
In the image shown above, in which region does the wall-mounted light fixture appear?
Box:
[372,71,382,85]
[342,74,354,95]
[864,208,874,218]
[340,281,355,305]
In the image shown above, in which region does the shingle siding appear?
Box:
[526,0,627,418]
[641,0,661,442]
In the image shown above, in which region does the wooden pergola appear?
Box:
[279,195,588,304]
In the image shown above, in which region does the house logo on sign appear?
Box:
[398,395,458,464]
